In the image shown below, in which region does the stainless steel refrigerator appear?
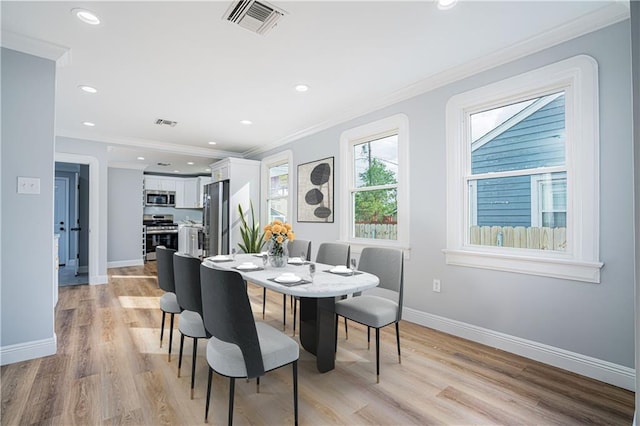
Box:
[202,180,230,257]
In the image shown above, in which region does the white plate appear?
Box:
[210,255,230,261]
[288,257,304,264]
[275,275,302,284]
[330,267,351,274]
[237,263,259,270]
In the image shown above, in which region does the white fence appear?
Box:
[469,226,566,251]
[354,223,398,240]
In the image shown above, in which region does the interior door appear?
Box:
[54,177,69,265]
[72,172,80,275]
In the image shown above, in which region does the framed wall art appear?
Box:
[297,156,334,223]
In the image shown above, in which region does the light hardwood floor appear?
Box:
[1,262,634,425]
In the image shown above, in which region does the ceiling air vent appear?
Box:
[155,118,178,127]
[224,0,286,36]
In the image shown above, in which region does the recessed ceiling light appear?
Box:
[82,121,95,127]
[240,120,253,125]
[208,141,217,145]
[78,85,97,94]
[187,161,194,165]
[71,8,101,25]
[437,0,457,10]
[137,157,145,160]
[205,168,211,172]
[295,84,309,92]
[173,170,180,173]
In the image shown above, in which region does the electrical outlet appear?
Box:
[433,279,441,293]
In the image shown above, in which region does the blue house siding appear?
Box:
[471,94,566,226]
[476,176,531,227]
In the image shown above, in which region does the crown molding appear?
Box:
[1,30,71,66]
[244,2,630,158]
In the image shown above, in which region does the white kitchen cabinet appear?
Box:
[211,161,230,182]
[144,176,177,191]
[175,178,198,208]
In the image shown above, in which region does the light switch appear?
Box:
[17,177,41,194]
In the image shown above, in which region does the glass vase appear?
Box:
[268,239,289,268]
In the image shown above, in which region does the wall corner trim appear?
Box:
[0,335,57,366]
[402,308,635,391]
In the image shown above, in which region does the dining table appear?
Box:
[202,253,379,373]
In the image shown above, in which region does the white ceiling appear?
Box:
[1,1,629,175]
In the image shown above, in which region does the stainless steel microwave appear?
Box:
[144,190,176,207]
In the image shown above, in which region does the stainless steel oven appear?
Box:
[143,214,178,260]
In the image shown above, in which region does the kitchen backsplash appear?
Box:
[144,206,202,223]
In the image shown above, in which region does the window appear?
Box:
[340,114,409,251]
[445,55,603,282]
[261,151,292,225]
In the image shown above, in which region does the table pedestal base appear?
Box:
[299,296,336,373]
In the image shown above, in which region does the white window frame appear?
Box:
[261,150,293,226]
[444,55,603,283]
[339,114,410,254]
[530,174,567,228]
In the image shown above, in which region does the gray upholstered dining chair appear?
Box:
[200,263,299,425]
[261,239,312,331]
[291,242,351,336]
[156,246,182,362]
[173,252,208,399]
[334,247,404,383]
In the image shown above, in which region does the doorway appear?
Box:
[55,162,89,286]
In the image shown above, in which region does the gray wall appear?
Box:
[108,167,144,265]
[1,49,56,353]
[254,22,635,369]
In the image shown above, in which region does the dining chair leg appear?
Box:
[168,313,175,362]
[367,326,371,350]
[375,327,380,384]
[262,288,267,319]
[282,294,287,330]
[293,361,299,426]
[344,317,348,340]
[191,337,198,399]
[178,333,185,377]
[228,377,236,426]
[256,376,260,393]
[205,367,213,423]
[160,311,166,348]
[396,322,401,363]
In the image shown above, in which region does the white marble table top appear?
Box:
[203,253,379,298]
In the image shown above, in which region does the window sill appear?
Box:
[443,248,603,283]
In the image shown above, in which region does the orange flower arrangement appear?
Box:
[264,220,295,257]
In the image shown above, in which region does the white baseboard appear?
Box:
[402,308,635,391]
[0,335,57,366]
[78,265,88,274]
[107,259,144,268]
